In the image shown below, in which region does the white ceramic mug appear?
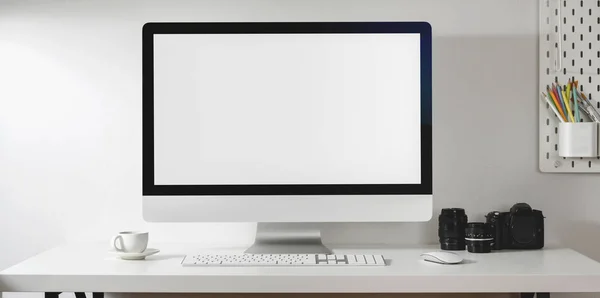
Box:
[111,231,148,253]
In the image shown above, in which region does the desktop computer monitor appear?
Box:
[142,22,432,253]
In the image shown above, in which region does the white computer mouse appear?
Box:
[420,251,463,264]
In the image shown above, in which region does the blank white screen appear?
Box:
[154,33,421,185]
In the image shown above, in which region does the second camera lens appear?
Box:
[465,222,493,253]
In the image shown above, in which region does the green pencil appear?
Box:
[572,82,580,122]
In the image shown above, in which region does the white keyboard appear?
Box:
[182,254,387,266]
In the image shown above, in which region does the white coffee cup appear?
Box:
[111,231,148,253]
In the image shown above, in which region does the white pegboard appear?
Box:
[539,0,600,172]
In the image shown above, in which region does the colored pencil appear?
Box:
[572,82,580,122]
[554,84,567,117]
[566,80,571,102]
[541,92,566,123]
[547,86,567,121]
[562,89,575,122]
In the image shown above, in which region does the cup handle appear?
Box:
[111,235,124,252]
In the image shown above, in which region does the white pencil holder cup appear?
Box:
[558,123,599,157]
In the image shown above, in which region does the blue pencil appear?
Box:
[556,84,567,117]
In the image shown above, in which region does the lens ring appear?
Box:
[465,222,493,253]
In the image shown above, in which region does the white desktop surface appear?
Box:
[2,243,600,294]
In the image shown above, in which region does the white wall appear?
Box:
[1,0,599,297]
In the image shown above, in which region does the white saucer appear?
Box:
[110,248,160,260]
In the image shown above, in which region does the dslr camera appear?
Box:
[485,203,544,250]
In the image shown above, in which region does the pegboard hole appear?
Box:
[546,135,550,143]
[581,17,584,24]
[590,42,593,49]
[564,50,567,58]
[546,119,550,126]
[555,144,558,151]
[573,59,576,66]
[555,127,558,134]
[590,59,593,67]
[547,51,550,58]
[589,161,592,168]
[581,34,584,41]
[590,25,593,32]
[572,161,575,168]
[547,153,550,160]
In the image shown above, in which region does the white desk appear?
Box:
[2,243,600,295]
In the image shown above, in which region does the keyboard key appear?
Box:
[347,255,358,264]
[365,255,376,264]
[356,255,366,264]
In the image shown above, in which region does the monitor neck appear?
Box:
[245,223,333,254]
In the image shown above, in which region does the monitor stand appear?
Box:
[244,223,333,254]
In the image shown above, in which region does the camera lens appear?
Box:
[465,222,493,253]
[438,208,468,250]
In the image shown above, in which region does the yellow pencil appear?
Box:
[562,90,575,122]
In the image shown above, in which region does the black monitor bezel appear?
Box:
[143,22,432,196]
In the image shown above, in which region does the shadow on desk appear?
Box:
[106,294,519,298]
[144,254,186,261]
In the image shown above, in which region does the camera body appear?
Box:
[485,203,544,250]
